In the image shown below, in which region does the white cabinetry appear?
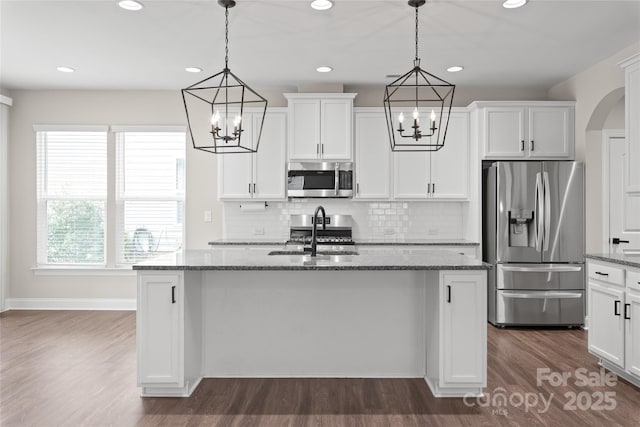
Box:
[218,110,286,200]
[426,270,487,396]
[285,93,356,161]
[587,260,640,388]
[394,111,469,200]
[472,102,575,160]
[137,271,202,397]
[354,110,391,199]
[621,54,640,193]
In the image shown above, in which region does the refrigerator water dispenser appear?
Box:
[508,209,534,247]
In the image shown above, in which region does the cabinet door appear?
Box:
[430,112,469,199]
[441,272,486,384]
[393,151,429,199]
[321,99,352,160]
[253,112,286,199]
[137,273,183,386]
[527,107,572,159]
[625,291,640,377]
[218,113,254,199]
[588,281,625,368]
[483,107,526,159]
[355,112,390,199]
[625,58,640,192]
[288,99,321,160]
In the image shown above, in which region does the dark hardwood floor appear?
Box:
[1,310,639,426]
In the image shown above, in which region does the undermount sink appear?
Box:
[268,250,359,256]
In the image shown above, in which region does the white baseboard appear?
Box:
[6,298,136,311]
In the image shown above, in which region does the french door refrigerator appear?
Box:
[483,161,585,326]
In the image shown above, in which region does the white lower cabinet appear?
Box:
[587,260,640,388]
[426,270,487,396]
[137,271,202,397]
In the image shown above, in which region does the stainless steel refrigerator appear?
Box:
[483,161,585,326]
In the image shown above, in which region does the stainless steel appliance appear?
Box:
[287,214,354,246]
[287,162,353,198]
[483,161,585,326]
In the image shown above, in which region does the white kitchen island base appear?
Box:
[135,249,489,399]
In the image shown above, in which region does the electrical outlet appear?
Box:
[253,227,265,235]
[428,228,439,236]
[384,228,395,235]
[203,210,212,223]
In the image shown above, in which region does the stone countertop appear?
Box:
[208,239,480,246]
[134,248,491,271]
[585,253,640,269]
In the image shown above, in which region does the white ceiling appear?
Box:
[1,0,639,91]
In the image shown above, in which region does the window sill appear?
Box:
[32,266,136,276]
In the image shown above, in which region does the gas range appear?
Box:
[287,214,354,246]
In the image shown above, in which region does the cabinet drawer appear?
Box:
[588,262,624,286]
[627,269,640,292]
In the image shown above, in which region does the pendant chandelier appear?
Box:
[383,0,455,152]
[182,0,268,154]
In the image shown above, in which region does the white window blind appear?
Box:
[36,129,107,265]
[116,131,185,264]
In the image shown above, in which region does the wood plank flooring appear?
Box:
[1,310,639,426]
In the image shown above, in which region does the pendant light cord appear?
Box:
[415,6,419,62]
[224,6,229,70]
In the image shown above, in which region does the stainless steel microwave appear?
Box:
[287,162,353,198]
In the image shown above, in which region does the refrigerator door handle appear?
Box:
[502,291,583,299]
[500,265,583,273]
[543,171,551,252]
[535,172,544,251]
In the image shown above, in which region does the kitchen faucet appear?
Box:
[308,205,326,257]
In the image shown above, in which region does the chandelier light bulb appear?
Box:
[430,110,436,121]
[211,110,220,126]
[233,115,242,127]
[413,108,419,120]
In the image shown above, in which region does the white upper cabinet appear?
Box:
[472,102,575,160]
[354,110,391,199]
[218,110,286,200]
[621,54,640,193]
[393,110,469,200]
[285,93,356,161]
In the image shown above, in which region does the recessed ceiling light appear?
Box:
[57,66,75,73]
[185,67,202,73]
[310,0,333,11]
[316,66,333,73]
[119,0,143,11]
[502,0,527,9]
[447,66,464,73]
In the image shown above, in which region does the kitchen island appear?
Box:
[134,248,490,398]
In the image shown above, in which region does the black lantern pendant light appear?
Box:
[182,0,268,154]
[383,0,455,152]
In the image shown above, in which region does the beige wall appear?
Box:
[603,98,625,129]
[549,41,640,252]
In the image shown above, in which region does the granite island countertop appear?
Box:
[134,248,491,271]
[585,253,640,269]
[208,239,479,246]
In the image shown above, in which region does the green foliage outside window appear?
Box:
[47,200,105,264]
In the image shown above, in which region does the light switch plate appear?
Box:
[204,210,212,223]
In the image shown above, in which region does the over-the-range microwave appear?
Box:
[287,162,353,198]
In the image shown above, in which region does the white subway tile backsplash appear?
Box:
[223,200,465,241]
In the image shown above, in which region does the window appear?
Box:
[36,127,108,265]
[116,130,185,264]
[35,126,185,267]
